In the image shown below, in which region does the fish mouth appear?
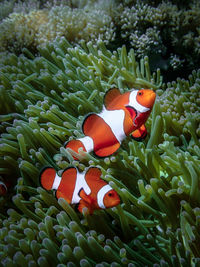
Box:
[125,105,137,120]
[149,91,156,105]
[110,198,121,208]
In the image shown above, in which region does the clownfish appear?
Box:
[0,181,7,196]
[39,166,120,214]
[65,87,156,158]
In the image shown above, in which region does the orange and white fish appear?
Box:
[0,181,7,196]
[65,87,156,158]
[39,166,120,214]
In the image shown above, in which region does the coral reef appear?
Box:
[0,0,116,53]
[1,0,200,80]
[0,10,49,54]
[119,2,166,58]
[0,37,200,266]
[0,0,42,21]
[118,0,200,79]
[37,3,115,47]
[0,0,15,21]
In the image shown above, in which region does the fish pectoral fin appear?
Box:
[94,142,120,157]
[78,200,93,214]
[103,87,121,110]
[78,188,92,205]
[131,124,147,141]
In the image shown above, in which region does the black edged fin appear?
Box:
[82,113,98,136]
[39,166,52,187]
[93,142,120,158]
[103,87,121,109]
[131,124,147,141]
[85,167,102,181]
[78,188,84,198]
[39,166,55,190]
[61,166,77,176]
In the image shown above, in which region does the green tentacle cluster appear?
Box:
[157,73,200,140]
[0,38,200,266]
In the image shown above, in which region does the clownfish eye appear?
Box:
[138,91,142,96]
[108,192,113,197]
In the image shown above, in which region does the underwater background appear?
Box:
[0,0,200,266]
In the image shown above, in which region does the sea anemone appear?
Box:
[0,36,200,265]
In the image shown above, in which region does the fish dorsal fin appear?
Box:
[62,166,77,178]
[103,88,121,110]
[85,167,102,182]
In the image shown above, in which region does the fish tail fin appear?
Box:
[64,139,87,160]
[39,166,57,190]
[64,139,86,153]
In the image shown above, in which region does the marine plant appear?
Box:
[0,37,200,266]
